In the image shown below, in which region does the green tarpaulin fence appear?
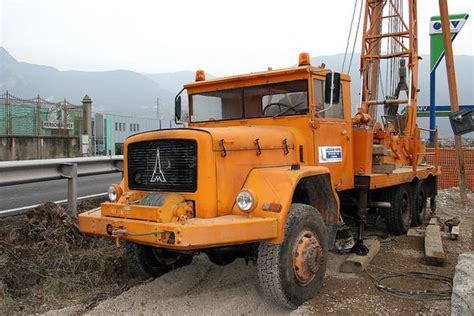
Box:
[0,93,84,137]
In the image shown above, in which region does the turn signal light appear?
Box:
[298,52,311,66]
[195,70,206,81]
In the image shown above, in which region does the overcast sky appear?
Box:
[1,0,473,76]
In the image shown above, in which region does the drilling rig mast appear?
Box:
[359,0,418,137]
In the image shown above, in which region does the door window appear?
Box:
[313,79,344,119]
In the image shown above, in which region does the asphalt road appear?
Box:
[0,173,122,211]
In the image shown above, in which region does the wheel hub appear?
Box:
[293,231,322,285]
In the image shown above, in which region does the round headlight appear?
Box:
[108,184,122,202]
[236,190,256,212]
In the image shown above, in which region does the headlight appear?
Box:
[236,190,256,212]
[108,184,122,202]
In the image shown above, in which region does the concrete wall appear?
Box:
[0,136,80,161]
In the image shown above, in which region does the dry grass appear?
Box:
[0,200,141,315]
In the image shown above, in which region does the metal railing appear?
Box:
[0,156,123,215]
[418,127,439,169]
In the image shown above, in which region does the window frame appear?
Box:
[188,79,310,123]
[312,77,345,121]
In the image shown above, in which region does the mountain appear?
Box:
[0,47,177,119]
[143,71,215,95]
[143,71,196,94]
[1,47,472,136]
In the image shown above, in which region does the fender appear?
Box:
[232,165,340,244]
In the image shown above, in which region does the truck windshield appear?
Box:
[190,80,308,122]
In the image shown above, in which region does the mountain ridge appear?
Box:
[1,47,473,135]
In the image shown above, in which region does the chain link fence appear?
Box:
[0,92,84,137]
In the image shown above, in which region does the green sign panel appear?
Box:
[430,13,469,72]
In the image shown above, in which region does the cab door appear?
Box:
[311,74,354,191]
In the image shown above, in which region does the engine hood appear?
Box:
[199,125,299,157]
[197,125,304,216]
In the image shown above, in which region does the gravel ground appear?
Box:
[34,188,474,315]
[87,255,289,316]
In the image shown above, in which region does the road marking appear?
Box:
[0,192,107,217]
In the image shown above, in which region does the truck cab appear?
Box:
[183,55,354,192]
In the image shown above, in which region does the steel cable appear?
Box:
[342,0,359,73]
[366,264,453,300]
[348,0,364,74]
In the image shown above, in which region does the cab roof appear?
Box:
[183,65,351,90]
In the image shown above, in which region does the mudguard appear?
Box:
[232,165,340,244]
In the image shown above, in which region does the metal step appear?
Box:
[372,144,390,156]
[372,163,396,174]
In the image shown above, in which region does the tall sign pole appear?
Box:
[429,13,469,142]
[438,0,468,203]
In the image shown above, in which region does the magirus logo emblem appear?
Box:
[150,147,167,183]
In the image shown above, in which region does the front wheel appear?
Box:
[126,243,193,279]
[256,203,328,309]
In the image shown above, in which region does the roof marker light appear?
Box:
[195,70,206,81]
[298,52,311,66]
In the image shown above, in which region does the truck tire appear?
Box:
[126,242,193,279]
[207,253,237,266]
[412,181,427,226]
[256,203,328,309]
[384,185,413,235]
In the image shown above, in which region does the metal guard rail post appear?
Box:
[0,156,123,215]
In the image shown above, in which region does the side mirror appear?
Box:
[175,95,182,122]
[324,72,341,104]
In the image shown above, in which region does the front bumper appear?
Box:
[78,208,278,250]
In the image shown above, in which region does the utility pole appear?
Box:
[156,97,160,119]
[438,0,468,204]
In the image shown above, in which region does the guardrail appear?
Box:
[0,156,123,215]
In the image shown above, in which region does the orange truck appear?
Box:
[79,1,440,308]
[79,55,440,308]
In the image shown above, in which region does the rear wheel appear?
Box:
[126,242,193,279]
[256,203,328,309]
[384,185,413,235]
[412,181,427,226]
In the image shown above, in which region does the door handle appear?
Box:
[341,130,350,141]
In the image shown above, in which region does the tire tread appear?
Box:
[384,185,412,235]
[257,203,327,309]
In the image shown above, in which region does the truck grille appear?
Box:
[127,139,197,192]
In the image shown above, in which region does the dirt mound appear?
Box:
[26,202,82,245]
[437,187,474,219]
[0,200,140,315]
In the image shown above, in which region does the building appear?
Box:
[92,113,180,155]
[0,91,182,160]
